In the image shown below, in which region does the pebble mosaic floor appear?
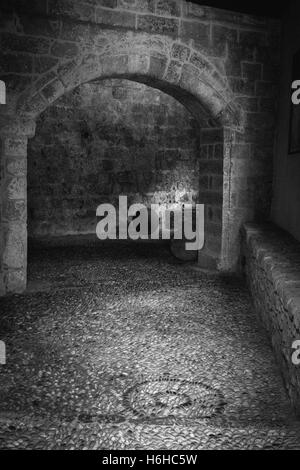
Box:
[0,239,300,450]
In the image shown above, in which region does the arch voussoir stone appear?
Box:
[179,63,237,126]
[17,92,48,119]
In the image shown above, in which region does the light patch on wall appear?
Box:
[0,341,6,365]
[292,340,300,365]
[0,80,6,105]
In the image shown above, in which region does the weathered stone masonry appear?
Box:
[28,79,201,237]
[0,0,280,294]
[242,223,300,415]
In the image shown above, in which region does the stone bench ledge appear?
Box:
[242,223,300,329]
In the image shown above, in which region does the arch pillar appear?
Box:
[0,118,36,295]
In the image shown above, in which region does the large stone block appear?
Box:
[57,59,78,86]
[32,72,58,99]
[239,29,268,48]
[205,234,222,252]
[156,0,181,17]
[4,137,27,156]
[189,52,214,76]
[225,51,242,77]
[20,16,61,38]
[245,111,275,130]
[231,143,251,160]
[95,8,136,28]
[210,175,223,191]
[0,73,31,95]
[228,77,255,96]
[180,64,225,118]
[19,92,47,115]
[48,0,95,22]
[149,54,168,78]
[255,80,277,98]
[34,56,59,74]
[119,0,155,13]
[206,221,222,237]
[60,21,92,43]
[180,20,210,48]
[242,62,262,81]
[0,119,35,138]
[41,78,65,104]
[96,0,118,8]
[198,160,223,175]
[3,229,26,269]
[101,54,129,76]
[212,25,238,56]
[213,144,224,160]
[164,60,182,84]
[8,0,47,14]
[6,156,27,175]
[51,41,79,58]
[263,63,280,81]
[3,200,27,222]
[236,97,258,112]
[0,52,33,74]
[183,3,207,20]
[137,14,179,36]
[201,128,223,144]
[206,205,222,223]
[128,53,149,74]
[5,176,26,200]
[171,43,190,62]
[5,269,26,293]
[259,98,275,113]
[1,33,50,54]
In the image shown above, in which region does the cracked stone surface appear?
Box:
[0,239,300,450]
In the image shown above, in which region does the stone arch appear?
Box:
[0,41,242,295]
[16,38,242,128]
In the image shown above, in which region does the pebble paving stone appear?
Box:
[0,238,300,450]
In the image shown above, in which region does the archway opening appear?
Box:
[26,76,224,289]
[0,46,242,296]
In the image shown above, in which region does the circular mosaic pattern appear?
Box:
[123,377,226,420]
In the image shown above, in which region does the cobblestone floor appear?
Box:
[0,239,300,450]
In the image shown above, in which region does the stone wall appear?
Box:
[271,0,300,243]
[242,223,300,415]
[0,0,281,293]
[27,79,201,237]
